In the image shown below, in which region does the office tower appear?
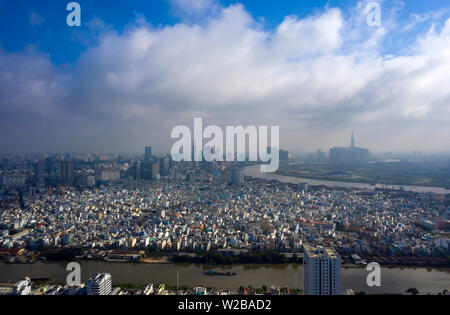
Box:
[159,156,170,177]
[280,150,289,162]
[229,167,244,185]
[133,160,142,180]
[303,245,341,295]
[329,132,370,163]
[34,160,45,186]
[317,150,327,162]
[142,161,153,180]
[58,161,74,185]
[44,157,54,173]
[145,146,153,162]
[87,273,112,295]
[142,161,159,180]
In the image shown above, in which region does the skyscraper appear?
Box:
[142,161,159,180]
[145,146,153,162]
[58,161,74,185]
[87,273,112,295]
[159,156,170,177]
[280,149,289,162]
[351,130,355,149]
[303,245,341,295]
[133,160,142,180]
[34,160,45,186]
[329,132,370,163]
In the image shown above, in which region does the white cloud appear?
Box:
[271,8,344,58]
[1,3,450,153]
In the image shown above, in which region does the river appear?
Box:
[244,165,450,195]
[0,262,449,295]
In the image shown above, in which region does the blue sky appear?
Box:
[1,0,450,153]
[1,0,448,64]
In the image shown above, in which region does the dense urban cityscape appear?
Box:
[1,0,450,302]
[0,144,449,295]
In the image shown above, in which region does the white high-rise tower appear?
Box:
[351,131,355,149]
[87,273,112,295]
[303,246,341,295]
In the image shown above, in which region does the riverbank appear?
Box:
[275,161,450,191]
[1,261,449,294]
[141,256,171,264]
[244,165,450,195]
[3,249,449,269]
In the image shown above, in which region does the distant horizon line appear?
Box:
[1,149,450,156]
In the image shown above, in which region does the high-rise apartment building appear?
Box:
[58,161,74,185]
[34,160,45,186]
[303,245,341,295]
[280,149,289,162]
[159,156,170,177]
[133,160,142,180]
[142,161,160,180]
[145,146,153,162]
[87,273,112,295]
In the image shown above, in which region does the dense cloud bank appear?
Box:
[1,1,449,153]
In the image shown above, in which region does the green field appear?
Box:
[277,161,450,188]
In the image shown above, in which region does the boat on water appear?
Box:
[204,270,236,276]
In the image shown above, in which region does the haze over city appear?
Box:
[1,0,450,154]
[1,1,450,300]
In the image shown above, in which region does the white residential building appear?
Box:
[87,273,112,295]
[303,245,341,295]
[14,277,32,295]
[101,171,120,182]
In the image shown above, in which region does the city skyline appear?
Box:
[0,130,448,156]
[1,0,450,154]
[1,0,449,300]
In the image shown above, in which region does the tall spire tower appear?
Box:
[351,131,355,149]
